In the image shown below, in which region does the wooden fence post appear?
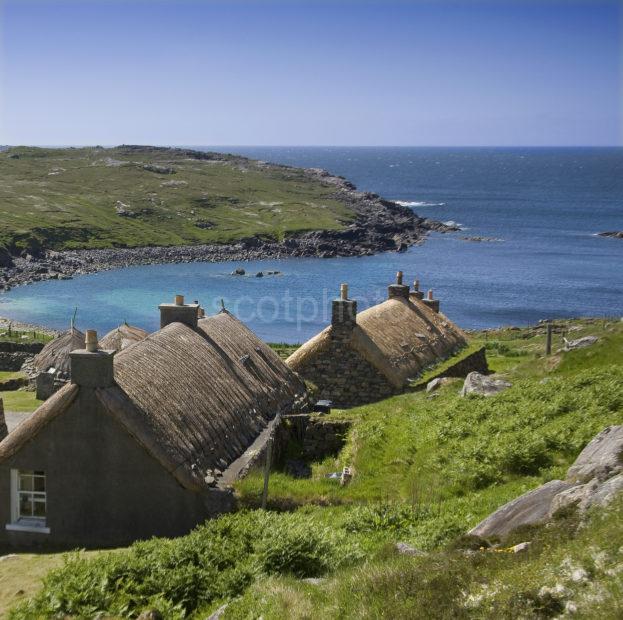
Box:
[545,322,553,356]
[261,436,273,510]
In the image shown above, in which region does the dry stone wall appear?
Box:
[0,341,44,371]
[296,334,395,407]
[419,346,489,388]
[302,418,352,460]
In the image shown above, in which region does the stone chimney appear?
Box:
[159,294,199,329]
[422,289,440,313]
[410,279,424,300]
[70,330,116,388]
[388,271,410,300]
[331,283,357,336]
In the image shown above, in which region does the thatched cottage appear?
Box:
[0,297,306,548]
[32,327,85,400]
[99,322,149,352]
[286,273,467,407]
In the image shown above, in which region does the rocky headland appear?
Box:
[0,165,456,292]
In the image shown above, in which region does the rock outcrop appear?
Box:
[566,425,623,483]
[460,372,511,397]
[562,335,598,351]
[469,425,623,540]
[469,480,575,539]
[598,231,623,239]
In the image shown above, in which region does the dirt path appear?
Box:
[4,412,32,433]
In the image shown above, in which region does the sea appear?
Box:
[0,147,621,343]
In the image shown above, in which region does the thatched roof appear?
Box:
[287,297,467,388]
[108,312,306,488]
[32,327,85,376]
[0,312,306,491]
[100,323,149,352]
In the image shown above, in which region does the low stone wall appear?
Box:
[0,375,28,391]
[0,342,44,371]
[303,418,352,460]
[278,414,352,462]
[417,346,489,389]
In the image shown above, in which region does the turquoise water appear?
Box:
[1,147,621,343]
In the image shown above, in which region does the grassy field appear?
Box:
[0,146,354,255]
[0,390,42,413]
[4,318,623,619]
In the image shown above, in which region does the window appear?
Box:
[6,469,50,534]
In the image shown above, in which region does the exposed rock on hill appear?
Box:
[469,425,623,540]
[460,372,511,397]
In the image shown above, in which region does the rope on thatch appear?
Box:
[32,327,85,376]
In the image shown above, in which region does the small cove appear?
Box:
[1,147,621,342]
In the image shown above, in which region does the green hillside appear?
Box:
[0,146,354,255]
[6,318,623,619]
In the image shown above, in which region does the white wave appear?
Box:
[443,220,464,229]
[395,200,446,208]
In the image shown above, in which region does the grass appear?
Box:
[0,328,52,344]
[0,390,42,413]
[5,318,623,618]
[0,372,24,382]
[0,146,355,255]
[0,550,108,619]
[409,340,485,390]
[268,342,300,360]
[226,498,623,619]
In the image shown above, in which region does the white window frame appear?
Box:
[6,469,50,534]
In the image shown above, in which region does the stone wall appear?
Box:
[0,341,44,371]
[303,418,352,460]
[295,331,395,408]
[277,414,352,462]
[420,346,489,387]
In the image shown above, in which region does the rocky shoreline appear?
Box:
[0,165,457,292]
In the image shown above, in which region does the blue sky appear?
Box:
[1,0,621,146]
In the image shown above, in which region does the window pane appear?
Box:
[19,475,33,492]
[33,477,45,492]
[19,494,33,517]
[33,499,46,518]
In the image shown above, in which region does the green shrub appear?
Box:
[437,366,623,490]
[10,511,362,619]
[343,503,429,534]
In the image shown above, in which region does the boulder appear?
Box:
[563,335,598,351]
[587,473,623,508]
[426,377,444,393]
[460,372,511,397]
[566,425,623,483]
[549,473,623,517]
[231,268,245,276]
[469,479,575,540]
[395,542,426,556]
[549,479,600,517]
